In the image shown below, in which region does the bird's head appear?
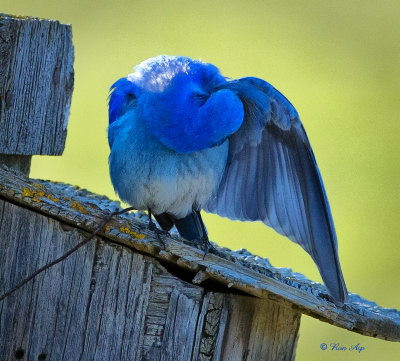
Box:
[109,55,244,152]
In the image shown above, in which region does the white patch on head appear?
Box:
[127,55,192,92]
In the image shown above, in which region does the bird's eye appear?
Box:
[126,92,137,107]
[192,92,210,106]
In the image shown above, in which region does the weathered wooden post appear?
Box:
[0,14,399,361]
[0,13,73,175]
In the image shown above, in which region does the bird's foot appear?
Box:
[195,235,219,259]
[147,217,168,249]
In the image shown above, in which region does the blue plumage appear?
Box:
[109,78,137,125]
[108,55,348,306]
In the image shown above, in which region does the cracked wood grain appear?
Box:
[0,200,156,360]
[142,264,203,361]
[195,292,225,361]
[217,294,300,361]
[192,292,300,361]
[0,197,300,360]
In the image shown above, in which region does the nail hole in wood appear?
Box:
[14,348,25,359]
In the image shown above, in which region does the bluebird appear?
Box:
[108,55,348,306]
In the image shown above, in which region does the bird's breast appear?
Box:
[109,115,228,217]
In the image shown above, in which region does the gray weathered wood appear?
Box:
[0,14,73,156]
[0,167,399,343]
[215,294,300,361]
[0,198,301,360]
[0,154,31,175]
[193,293,300,361]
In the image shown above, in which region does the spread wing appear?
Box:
[205,77,347,305]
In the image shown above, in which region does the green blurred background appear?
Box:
[3,0,400,359]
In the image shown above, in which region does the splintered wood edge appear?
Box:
[0,166,399,342]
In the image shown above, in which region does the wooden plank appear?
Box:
[0,197,300,360]
[191,292,300,361]
[217,295,300,361]
[206,294,299,361]
[77,242,153,361]
[0,167,399,342]
[0,199,96,360]
[0,14,73,155]
[0,200,154,360]
[142,264,204,361]
[193,293,225,361]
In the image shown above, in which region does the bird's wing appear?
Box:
[205,77,347,304]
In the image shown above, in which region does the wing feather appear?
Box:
[205,77,347,304]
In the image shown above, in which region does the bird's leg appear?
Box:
[186,209,218,259]
[199,234,214,259]
[195,214,218,259]
[147,208,167,248]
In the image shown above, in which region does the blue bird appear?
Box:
[108,55,348,306]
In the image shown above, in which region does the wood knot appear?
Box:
[53,65,61,85]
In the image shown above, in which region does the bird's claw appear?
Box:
[147,219,168,249]
[195,236,218,259]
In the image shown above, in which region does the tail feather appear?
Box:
[172,211,207,241]
[154,210,207,241]
[313,251,348,306]
[154,212,174,231]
